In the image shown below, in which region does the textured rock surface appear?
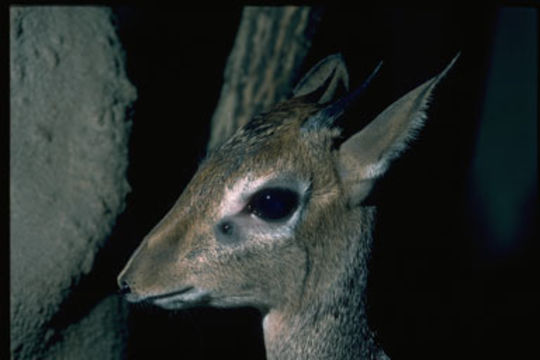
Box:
[45,296,129,360]
[10,6,136,359]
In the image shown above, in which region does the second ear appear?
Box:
[293,53,350,104]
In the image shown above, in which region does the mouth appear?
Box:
[145,287,211,310]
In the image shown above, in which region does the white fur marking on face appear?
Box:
[218,172,274,218]
[218,173,311,244]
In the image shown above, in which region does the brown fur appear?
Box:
[118,54,458,359]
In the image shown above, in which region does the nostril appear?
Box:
[118,280,131,295]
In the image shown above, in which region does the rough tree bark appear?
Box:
[208,6,323,151]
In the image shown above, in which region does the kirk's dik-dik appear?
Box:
[118,53,458,359]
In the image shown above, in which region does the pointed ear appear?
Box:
[338,54,460,206]
[293,53,349,104]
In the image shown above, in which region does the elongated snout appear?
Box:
[115,208,199,302]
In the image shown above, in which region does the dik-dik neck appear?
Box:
[262,207,388,360]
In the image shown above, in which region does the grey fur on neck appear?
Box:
[263,206,389,360]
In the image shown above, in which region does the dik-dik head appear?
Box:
[118,54,458,313]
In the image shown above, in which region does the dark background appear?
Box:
[94,5,538,359]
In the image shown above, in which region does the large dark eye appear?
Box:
[246,188,300,222]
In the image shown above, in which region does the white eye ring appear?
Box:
[218,173,310,218]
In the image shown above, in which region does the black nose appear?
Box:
[118,280,132,295]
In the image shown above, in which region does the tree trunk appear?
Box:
[208,6,323,151]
